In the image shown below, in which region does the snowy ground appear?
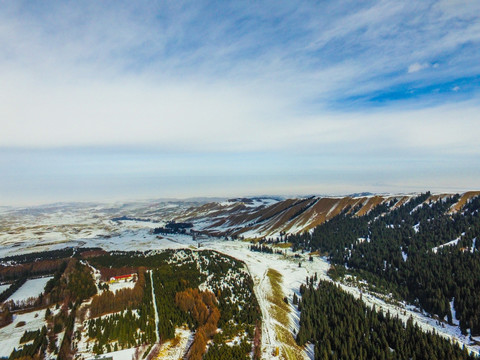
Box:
[1,203,479,359]
[0,201,195,259]
[432,237,461,253]
[79,231,197,254]
[3,232,479,359]
[109,280,136,293]
[0,309,47,357]
[85,347,137,360]
[201,240,328,359]
[7,276,52,304]
[157,327,193,359]
[149,270,160,345]
[339,285,479,356]
[200,239,480,358]
[0,284,10,294]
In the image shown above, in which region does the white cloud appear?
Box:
[408,62,430,73]
[0,1,479,205]
[0,1,479,157]
[1,67,479,159]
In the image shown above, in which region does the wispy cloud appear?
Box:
[0,1,479,203]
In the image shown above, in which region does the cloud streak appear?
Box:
[0,1,479,203]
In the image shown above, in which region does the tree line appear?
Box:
[288,193,480,335]
[296,278,477,360]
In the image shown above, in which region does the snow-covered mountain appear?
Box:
[1,191,479,259]
[2,191,480,358]
[173,191,480,238]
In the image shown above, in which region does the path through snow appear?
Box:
[149,270,160,343]
[201,239,479,358]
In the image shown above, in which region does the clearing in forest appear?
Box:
[266,268,305,360]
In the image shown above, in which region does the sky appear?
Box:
[1,0,479,205]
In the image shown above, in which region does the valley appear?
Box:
[1,192,480,359]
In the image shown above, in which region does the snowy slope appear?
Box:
[200,239,480,358]
[0,309,48,357]
[1,192,479,359]
[7,277,52,304]
[2,192,473,260]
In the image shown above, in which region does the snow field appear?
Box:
[202,239,480,358]
[202,240,321,359]
[0,309,47,357]
[2,200,479,359]
[108,281,136,293]
[85,347,136,360]
[156,327,193,360]
[7,276,52,304]
[73,305,141,359]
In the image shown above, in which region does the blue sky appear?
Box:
[1,0,479,205]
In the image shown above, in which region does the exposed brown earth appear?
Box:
[449,191,480,213]
[355,196,385,216]
[177,196,386,238]
[390,196,411,210]
[173,191,479,239]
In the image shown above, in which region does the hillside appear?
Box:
[1,192,479,260]
[174,192,480,239]
[1,191,480,359]
[0,249,260,360]
[288,191,480,339]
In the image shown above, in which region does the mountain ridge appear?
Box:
[175,191,480,238]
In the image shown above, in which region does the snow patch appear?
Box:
[157,327,192,359]
[86,347,137,360]
[0,309,47,357]
[432,238,460,254]
[7,276,52,304]
[109,280,136,293]
[0,284,10,294]
[409,203,424,214]
[450,298,459,326]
